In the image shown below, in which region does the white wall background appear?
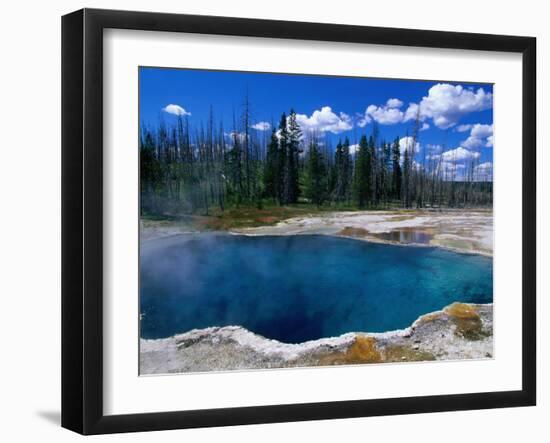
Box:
[0,0,546,441]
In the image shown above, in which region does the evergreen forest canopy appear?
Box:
[140,98,493,217]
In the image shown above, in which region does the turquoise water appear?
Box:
[140,234,493,343]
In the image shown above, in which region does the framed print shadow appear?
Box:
[62,8,536,435]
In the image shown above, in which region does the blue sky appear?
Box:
[139,67,493,177]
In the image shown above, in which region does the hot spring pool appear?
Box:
[140,234,493,343]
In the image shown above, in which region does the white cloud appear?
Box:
[440,147,481,162]
[348,143,360,155]
[462,136,484,149]
[427,144,442,153]
[406,83,492,129]
[224,131,247,144]
[456,124,473,133]
[440,161,466,177]
[359,84,492,130]
[461,123,493,149]
[162,104,191,116]
[386,98,404,108]
[356,114,371,128]
[474,162,493,181]
[475,161,493,175]
[295,106,353,134]
[358,97,409,125]
[403,103,421,122]
[251,121,271,131]
[399,136,420,155]
[470,123,493,139]
[365,104,406,125]
[475,161,493,172]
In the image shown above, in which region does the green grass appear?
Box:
[141,201,365,231]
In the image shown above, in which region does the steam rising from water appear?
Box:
[140,233,493,343]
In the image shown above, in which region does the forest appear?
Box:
[139,98,493,218]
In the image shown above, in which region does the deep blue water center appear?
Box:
[140,234,493,343]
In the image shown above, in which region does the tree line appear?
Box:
[140,102,492,216]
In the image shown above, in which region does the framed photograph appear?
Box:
[62,8,536,435]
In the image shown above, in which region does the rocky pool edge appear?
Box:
[140,302,493,375]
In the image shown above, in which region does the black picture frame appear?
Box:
[61,8,537,435]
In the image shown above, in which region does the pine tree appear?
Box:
[391,137,402,201]
[242,91,251,199]
[333,141,343,202]
[367,135,376,205]
[140,128,162,214]
[305,140,327,207]
[138,98,493,215]
[333,138,352,203]
[353,135,370,207]
[286,109,302,204]
[403,143,411,208]
[342,137,352,201]
[381,141,391,206]
[277,113,288,203]
[264,128,279,201]
[229,111,243,204]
